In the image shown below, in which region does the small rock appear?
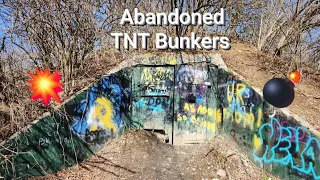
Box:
[217,169,226,178]
[243,160,249,167]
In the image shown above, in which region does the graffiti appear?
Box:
[182,103,216,116]
[175,65,214,135]
[3,59,320,180]
[177,83,207,98]
[223,106,262,130]
[143,81,173,95]
[39,137,50,147]
[177,65,208,84]
[140,56,182,65]
[70,74,130,144]
[221,79,262,130]
[135,97,171,112]
[225,79,252,107]
[38,137,73,148]
[141,67,173,83]
[273,120,311,145]
[86,97,116,131]
[85,129,110,145]
[253,117,320,179]
[177,103,221,132]
[138,55,210,65]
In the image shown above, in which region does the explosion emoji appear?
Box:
[289,71,301,84]
[28,68,63,106]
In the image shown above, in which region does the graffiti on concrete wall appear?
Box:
[132,66,174,132]
[141,67,173,83]
[137,55,182,65]
[177,103,222,132]
[220,76,263,130]
[70,74,131,145]
[140,66,174,96]
[177,65,209,84]
[216,72,264,149]
[136,54,212,65]
[2,55,320,180]
[176,65,220,136]
[253,116,320,179]
[135,97,171,113]
[0,114,96,179]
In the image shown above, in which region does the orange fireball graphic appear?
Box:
[289,71,301,84]
[28,68,63,106]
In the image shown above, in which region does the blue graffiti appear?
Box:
[145,92,166,96]
[223,80,255,124]
[195,94,204,105]
[253,118,320,179]
[135,97,171,113]
[225,80,251,109]
[70,74,130,137]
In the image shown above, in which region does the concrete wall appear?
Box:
[0,53,319,179]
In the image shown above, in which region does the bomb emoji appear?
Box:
[263,71,301,108]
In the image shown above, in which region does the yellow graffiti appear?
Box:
[90,124,98,131]
[169,58,177,64]
[183,103,219,116]
[224,82,264,130]
[179,103,222,132]
[224,107,262,131]
[235,111,242,124]
[253,134,262,149]
[223,108,234,121]
[200,121,216,132]
[88,97,116,132]
[256,108,262,127]
[178,113,218,132]
[142,56,178,65]
[227,82,234,103]
[177,113,188,121]
[244,112,254,130]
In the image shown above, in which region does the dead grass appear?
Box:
[31,130,277,180]
[0,48,124,142]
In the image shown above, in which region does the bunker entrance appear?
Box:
[131,64,217,145]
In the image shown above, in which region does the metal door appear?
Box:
[174,64,215,144]
[131,65,175,143]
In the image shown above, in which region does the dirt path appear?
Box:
[33,130,276,180]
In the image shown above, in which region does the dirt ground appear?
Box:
[32,130,276,180]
